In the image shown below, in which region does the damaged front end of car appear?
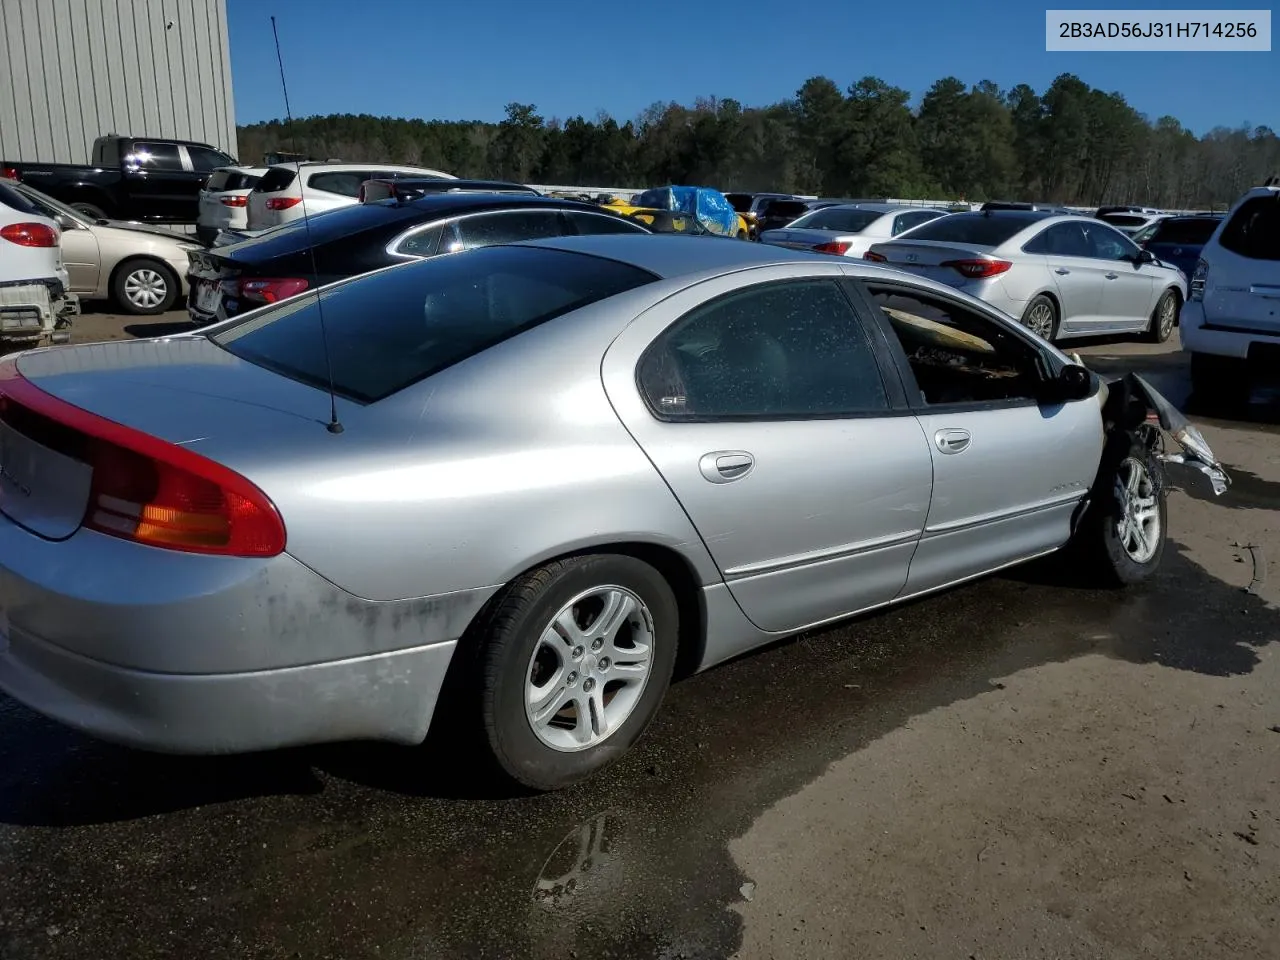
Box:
[1099,371,1231,496]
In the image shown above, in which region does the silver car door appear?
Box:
[1025,222,1105,334]
[601,264,934,635]
[854,280,1104,596]
[1086,223,1157,331]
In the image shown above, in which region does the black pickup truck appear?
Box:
[1,135,237,224]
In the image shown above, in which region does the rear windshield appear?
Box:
[1149,217,1220,245]
[1218,196,1280,261]
[790,208,882,232]
[897,213,1031,246]
[762,201,811,219]
[207,170,261,192]
[255,167,298,193]
[0,182,42,216]
[212,246,658,403]
[1101,214,1147,228]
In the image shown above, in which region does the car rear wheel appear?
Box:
[1072,435,1167,586]
[1144,289,1179,343]
[1021,294,1059,342]
[476,554,679,791]
[112,258,178,315]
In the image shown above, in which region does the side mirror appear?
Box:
[1136,249,1156,265]
[1041,363,1093,404]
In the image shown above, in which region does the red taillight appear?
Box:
[220,195,248,207]
[0,166,19,181]
[941,258,1013,279]
[1,222,59,247]
[863,250,887,262]
[0,360,285,557]
[264,196,302,211]
[239,277,309,304]
[813,240,853,255]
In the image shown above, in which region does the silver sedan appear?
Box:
[865,211,1187,343]
[0,235,1223,790]
[759,202,949,258]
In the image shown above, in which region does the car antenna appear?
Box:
[271,14,342,434]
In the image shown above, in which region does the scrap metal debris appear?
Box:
[1129,374,1231,495]
[1233,542,1267,596]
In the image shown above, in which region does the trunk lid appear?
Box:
[865,239,998,284]
[1,337,335,541]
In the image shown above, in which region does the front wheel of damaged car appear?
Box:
[1075,438,1168,587]
[476,555,679,791]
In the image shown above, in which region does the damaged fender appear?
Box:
[1112,373,1231,496]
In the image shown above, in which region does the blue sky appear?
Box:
[228,0,1277,134]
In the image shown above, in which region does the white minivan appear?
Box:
[246,162,455,231]
[1180,182,1280,403]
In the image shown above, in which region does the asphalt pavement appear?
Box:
[1,312,1277,960]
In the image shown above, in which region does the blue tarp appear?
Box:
[633,186,740,237]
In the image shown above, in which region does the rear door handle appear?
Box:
[699,451,755,483]
[1105,273,1118,280]
[934,428,971,455]
[1055,268,1070,275]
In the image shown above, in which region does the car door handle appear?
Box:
[1055,268,1070,275]
[934,428,971,455]
[699,451,755,483]
[1105,272,1118,280]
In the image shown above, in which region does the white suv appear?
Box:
[1180,182,1280,402]
[246,162,456,230]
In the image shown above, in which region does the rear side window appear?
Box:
[127,142,183,170]
[1150,218,1219,245]
[1218,197,1280,261]
[307,171,366,198]
[901,214,1030,247]
[255,167,299,193]
[454,210,566,248]
[565,211,649,236]
[212,246,657,403]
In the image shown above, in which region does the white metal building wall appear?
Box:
[0,0,236,164]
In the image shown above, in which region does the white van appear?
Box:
[1180,181,1280,402]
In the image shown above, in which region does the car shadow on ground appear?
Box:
[0,532,1275,959]
[122,320,197,338]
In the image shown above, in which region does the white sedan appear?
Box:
[866,211,1188,343]
[758,203,950,258]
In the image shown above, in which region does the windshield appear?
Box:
[212,246,658,403]
[896,213,1032,246]
[789,208,883,233]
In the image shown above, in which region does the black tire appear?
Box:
[111,258,179,315]
[1144,288,1179,343]
[1072,434,1168,587]
[476,554,679,791]
[70,201,108,220]
[736,229,748,240]
[1020,294,1059,342]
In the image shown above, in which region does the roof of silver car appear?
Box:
[518,234,835,279]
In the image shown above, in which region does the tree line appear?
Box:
[236,72,1279,209]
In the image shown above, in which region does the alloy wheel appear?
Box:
[1115,457,1161,563]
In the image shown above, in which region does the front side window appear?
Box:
[1087,224,1141,261]
[189,146,234,172]
[637,280,889,419]
[869,287,1043,406]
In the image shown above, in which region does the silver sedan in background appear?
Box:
[759,202,949,258]
[0,235,1221,792]
[865,211,1187,343]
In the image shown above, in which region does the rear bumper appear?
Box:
[0,624,456,753]
[1179,301,1280,358]
[0,518,496,753]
